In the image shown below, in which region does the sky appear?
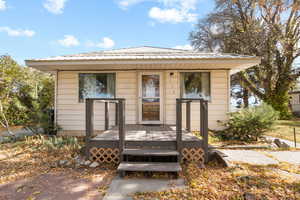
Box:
[0,0,215,65]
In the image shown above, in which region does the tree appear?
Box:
[0,56,25,136]
[190,0,300,119]
[0,55,54,135]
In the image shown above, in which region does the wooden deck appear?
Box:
[85,98,208,176]
[88,124,203,149]
[93,124,201,141]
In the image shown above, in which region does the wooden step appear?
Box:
[117,162,182,172]
[122,149,179,156]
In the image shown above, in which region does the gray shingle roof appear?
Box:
[27,46,258,62]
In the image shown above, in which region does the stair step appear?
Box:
[118,162,182,172]
[122,149,179,156]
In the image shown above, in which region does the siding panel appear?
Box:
[57,71,137,135]
[57,70,229,136]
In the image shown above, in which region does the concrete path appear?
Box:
[272,168,300,181]
[0,127,35,143]
[220,149,300,180]
[268,151,300,165]
[103,176,186,200]
[220,150,279,165]
[265,136,300,148]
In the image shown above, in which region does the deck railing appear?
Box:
[85,98,126,159]
[86,97,209,163]
[176,98,209,162]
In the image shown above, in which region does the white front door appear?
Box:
[139,72,163,124]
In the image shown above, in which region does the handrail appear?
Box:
[85,98,126,160]
[176,98,209,163]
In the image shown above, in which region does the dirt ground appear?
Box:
[0,170,113,200]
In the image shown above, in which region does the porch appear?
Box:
[85,98,208,176]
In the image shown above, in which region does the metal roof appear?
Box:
[26,46,258,62]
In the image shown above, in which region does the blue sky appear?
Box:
[0,0,215,65]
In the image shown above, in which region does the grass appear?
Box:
[133,162,300,200]
[0,135,115,192]
[264,119,300,142]
[194,131,267,146]
[194,119,300,146]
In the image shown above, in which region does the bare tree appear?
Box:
[190,0,300,118]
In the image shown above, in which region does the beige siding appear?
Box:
[291,93,300,112]
[57,71,137,136]
[57,69,229,136]
[163,70,229,130]
[116,72,138,124]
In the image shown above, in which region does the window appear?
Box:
[180,72,210,100]
[79,73,115,102]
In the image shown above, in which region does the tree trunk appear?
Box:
[0,100,15,138]
[264,92,292,119]
[243,88,249,108]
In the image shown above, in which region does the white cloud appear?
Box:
[173,44,193,50]
[58,35,79,47]
[117,0,198,23]
[44,0,67,14]
[159,0,197,10]
[0,27,35,37]
[118,0,145,9]
[149,7,196,23]
[0,0,6,11]
[86,37,115,49]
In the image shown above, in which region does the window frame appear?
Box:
[78,73,116,103]
[179,71,211,101]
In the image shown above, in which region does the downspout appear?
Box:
[227,70,231,113]
[54,70,58,126]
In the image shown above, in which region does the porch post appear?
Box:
[176,99,182,160]
[186,101,191,132]
[105,102,109,130]
[86,99,94,142]
[115,102,118,126]
[200,100,209,163]
[85,99,94,157]
[118,99,125,161]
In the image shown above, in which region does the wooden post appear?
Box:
[118,100,125,161]
[115,102,118,126]
[105,102,109,130]
[201,100,209,163]
[294,127,297,148]
[186,101,191,132]
[176,99,182,161]
[85,99,94,157]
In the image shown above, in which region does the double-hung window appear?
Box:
[180,72,211,100]
[79,73,116,102]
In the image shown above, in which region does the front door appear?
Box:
[139,72,163,124]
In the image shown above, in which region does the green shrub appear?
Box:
[23,135,82,151]
[214,104,279,142]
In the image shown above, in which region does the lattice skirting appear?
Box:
[89,147,204,164]
[90,147,120,164]
[181,148,204,164]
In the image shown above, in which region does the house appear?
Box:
[26,46,260,175]
[289,67,300,116]
[290,90,300,115]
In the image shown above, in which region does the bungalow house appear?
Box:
[26,46,260,175]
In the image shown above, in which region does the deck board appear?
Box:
[92,124,201,142]
[122,149,179,156]
[117,162,182,172]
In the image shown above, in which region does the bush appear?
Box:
[214,104,279,142]
[24,135,82,151]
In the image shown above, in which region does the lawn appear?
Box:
[204,119,300,146]
[0,135,115,200]
[1,134,300,200]
[133,162,300,200]
[264,119,300,142]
